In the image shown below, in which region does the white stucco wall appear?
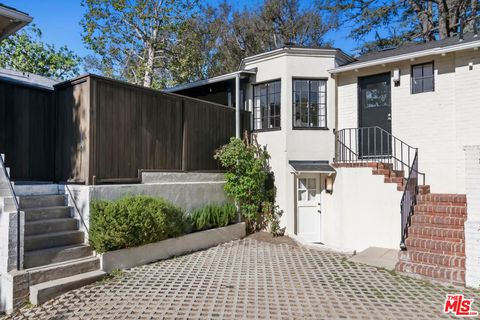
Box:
[243,51,339,234]
[336,49,480,194]
[322,167,402,252]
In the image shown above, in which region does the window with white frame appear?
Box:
[293,79,327,128]
[253,80,281,130]
[411,62,434,94]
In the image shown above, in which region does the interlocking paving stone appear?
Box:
[5,238,480,319]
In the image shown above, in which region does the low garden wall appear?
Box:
[101,222,246,272]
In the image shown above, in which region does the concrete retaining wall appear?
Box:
[101,222,246,272]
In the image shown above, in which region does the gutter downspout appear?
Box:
[235,73,241,138]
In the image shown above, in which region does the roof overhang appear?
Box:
[0,5,32,41]
[240,47,355,69]
[289,161,336,175]
[165,69,257,93]
[329,39,480,74]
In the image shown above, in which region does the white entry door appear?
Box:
[297,175,321,243]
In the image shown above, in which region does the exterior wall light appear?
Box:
[325,175,334,194]
[392,68,400,86]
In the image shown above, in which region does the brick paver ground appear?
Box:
[6,236,480,319]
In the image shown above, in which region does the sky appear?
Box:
[7,0,358,64]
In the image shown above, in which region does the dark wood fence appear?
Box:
[0,79,55,181]
[55,75,250,184]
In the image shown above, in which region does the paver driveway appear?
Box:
[6,235,480,319]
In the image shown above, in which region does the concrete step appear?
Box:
[2,196,18,212]
[30,270,106,305]
[14,184,60,196]
[398,250,465,269]
[27,257,100,286]
[396,260,465,286]
[19,194,66,209]
[411,214,465,228]
[25,230,84,251]
[24,244,93,269]
[24,206,72,222]
[25,218,79,236]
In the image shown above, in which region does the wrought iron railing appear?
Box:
[334,127,425,249]
[0,153,22,270]
[65,184,89,234]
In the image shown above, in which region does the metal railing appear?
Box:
[0,154,22,270]
[334,127,425,249]
[65,184,89,234]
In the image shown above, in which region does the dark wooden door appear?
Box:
[358,73,391,157]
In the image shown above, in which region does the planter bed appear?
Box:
[100,222,246,272]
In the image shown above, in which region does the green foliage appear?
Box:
[189,203,237,232]
[0,25,80,79]
[214,136,283,234]
[89,195,187,253]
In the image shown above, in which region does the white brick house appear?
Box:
[170,33,480,287]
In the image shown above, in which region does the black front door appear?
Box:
[358,73,392,157]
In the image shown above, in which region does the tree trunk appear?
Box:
[438,0,450,39]
[143,44,155,88]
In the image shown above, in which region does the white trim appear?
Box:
[165,70,256,92]
[0,5,32,40]
[329,39,480,74]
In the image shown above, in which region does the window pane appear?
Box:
[365,82,388,108]
[423,63,433,77]
[298,178,307,189]
[292,79,327,128]
[412,79,422,94]
[412,65,423,78]
[298,190,307,201]
[423,77,434,91]
[307,178,316,189]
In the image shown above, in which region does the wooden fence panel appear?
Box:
[0,80,55,181]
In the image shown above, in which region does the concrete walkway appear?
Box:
[5,235,479,319]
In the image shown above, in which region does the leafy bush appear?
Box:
[89,195,188,253]
[189,203,237,232]
[214,135,282,234]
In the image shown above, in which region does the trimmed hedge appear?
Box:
[189,203,237,232]
[90,195,187,253]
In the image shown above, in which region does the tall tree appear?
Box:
[320,0,480,53]
[0,25,80,80]
[169,0,335,84]
[81,0,196,89]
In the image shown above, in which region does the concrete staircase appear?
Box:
[396,191,467,286]
[18,192,105,304]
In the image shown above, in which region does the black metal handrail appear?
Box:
[400,152,419,249]
[0,153,22,270]
[335,127,426,249]
[64,184,89,234]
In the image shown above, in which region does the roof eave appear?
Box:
[165,70,257,93]
[0,5,33,40]
[329,39,480,74]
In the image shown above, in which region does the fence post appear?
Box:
[181,99,188,172]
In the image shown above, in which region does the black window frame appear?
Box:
[411,61,435,94]
[253,80,281,131]
[292,78,328,130]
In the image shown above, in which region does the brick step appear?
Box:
[405,238,464,255]
[372,169,405,178]
[384,176,404,185]
[418,185,431,195]
[416,200,466,207]
[414,204,467,216]
[417,194,466,204]
[398,251,465,269]
[396,261,465,286]
[411,214,465,228]
[409,225,464,240]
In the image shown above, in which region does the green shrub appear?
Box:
[89,195,188,253]
[189,203,237,232]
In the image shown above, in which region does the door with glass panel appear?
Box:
[296,174,321,243]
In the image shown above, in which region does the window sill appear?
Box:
[253,127,282,133]
[292,127,329,131]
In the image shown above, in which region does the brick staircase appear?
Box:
[396,191,467,286]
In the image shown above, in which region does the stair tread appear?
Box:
[26,256,98,273]
[25,217,77,225]
[22,205,70,212]
[25,230,83,240]
[24,244,93,269]
[31,270,105,290]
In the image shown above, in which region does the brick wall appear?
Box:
[464,145,480,288]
